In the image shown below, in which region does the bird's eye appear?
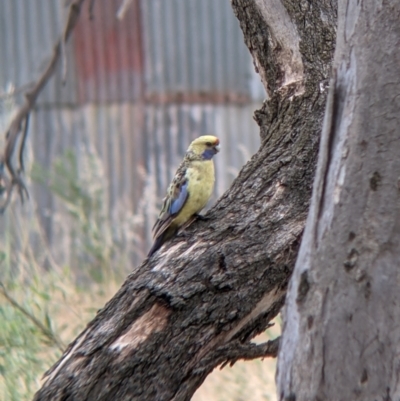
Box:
[205,142,212,146]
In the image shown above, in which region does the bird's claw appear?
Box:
[195,213,209,221]
[177,231,190,239]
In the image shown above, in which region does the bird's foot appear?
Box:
[177,231,191,239]
[195,213,209,221]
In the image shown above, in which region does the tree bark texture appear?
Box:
[277,1,400,400]
[34,1,336,400]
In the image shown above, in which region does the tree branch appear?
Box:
[33,1,336,400]
[190,322,279,375]
[0,0,86,214]
[217,337,280,369]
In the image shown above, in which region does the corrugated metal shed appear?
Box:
[73,0,144,102]
[0,0,77,105]
[141,0,253,103]
[0,0,265,270]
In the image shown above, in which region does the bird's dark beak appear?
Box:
[214,144,220,153]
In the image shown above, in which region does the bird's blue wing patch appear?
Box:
[169,180,189,215]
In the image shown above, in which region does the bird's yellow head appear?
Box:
[187,135,220,160]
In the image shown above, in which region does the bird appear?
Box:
[148,135,220,257]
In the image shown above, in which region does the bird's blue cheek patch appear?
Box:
[202,149,215,160]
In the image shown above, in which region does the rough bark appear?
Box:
[277,1,400,400]
[33,1,336,400]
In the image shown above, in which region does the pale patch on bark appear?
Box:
[152,242,185,271]
[45,295,152,384]
[110,302,170,353]
[44,331,89,385]
[225,286,286,341]
[193,286,284,366]
[152,241,208,272]
[178,242,208,259]
[267,180,286,207]
[316,53,356,244]
[97,293,146,335]
[254,0,304,96]
[344,0,362,41]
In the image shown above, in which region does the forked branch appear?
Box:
[0,0,86,213]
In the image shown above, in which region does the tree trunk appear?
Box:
[34,1,336,400]
[277,1,400,400]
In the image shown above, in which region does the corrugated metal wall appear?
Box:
[0,0,265,271]
[142,0,252,102]
[0,0,76,105]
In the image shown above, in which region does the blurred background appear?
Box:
[0,1,277,400]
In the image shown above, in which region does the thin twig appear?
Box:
[219,337,280,368]
[18,113,30,173]
[0,282,65,351]
[193,336,280,376]
[117,0,134,20]
[0,0,86,214]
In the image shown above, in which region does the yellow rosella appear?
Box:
[148,135,220,257]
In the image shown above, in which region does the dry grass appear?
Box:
[0,264,121,401]
[194,359,277,401]
[0,270,279,401]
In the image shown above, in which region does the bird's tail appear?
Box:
[147,227,177,257]
[147,235,165,257]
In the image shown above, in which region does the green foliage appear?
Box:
[0,145,118,399]
[0,304,54,401]
[31,149,119,283]
[0,279,63,401]
[0,250,109,401]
